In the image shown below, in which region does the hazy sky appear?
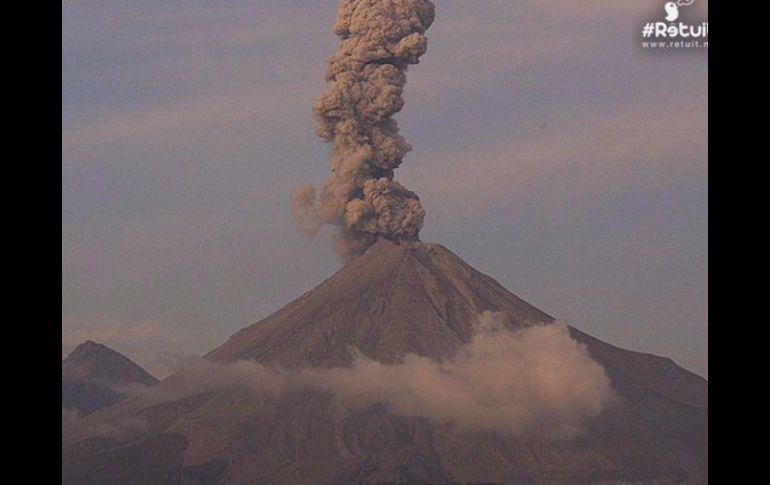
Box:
[62,0,708,378]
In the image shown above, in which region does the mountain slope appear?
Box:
[207,240,551,367]
[62,241,707,484]
[62,341,158,416]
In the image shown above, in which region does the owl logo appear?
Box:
[665,0,696,22]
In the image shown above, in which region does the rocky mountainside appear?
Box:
[62,341,158,416]
[62,241,707,484]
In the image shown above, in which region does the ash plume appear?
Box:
[293,0,435,260]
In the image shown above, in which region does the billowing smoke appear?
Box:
[104,313,615,440]
[295,313,616,438]
[293,0,435,260]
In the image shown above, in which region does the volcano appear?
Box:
[62,241,707,484]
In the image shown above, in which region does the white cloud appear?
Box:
[128,313,616,440]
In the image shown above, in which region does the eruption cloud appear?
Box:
[293,0,435,260]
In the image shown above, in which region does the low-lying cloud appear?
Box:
[180,313,614,439]
[302,313,614,438]
[68,313,615,441]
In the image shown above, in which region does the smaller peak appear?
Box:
[63,341,158,385]
[68,340,112,359]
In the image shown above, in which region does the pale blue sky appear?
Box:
[62,0,708,378]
